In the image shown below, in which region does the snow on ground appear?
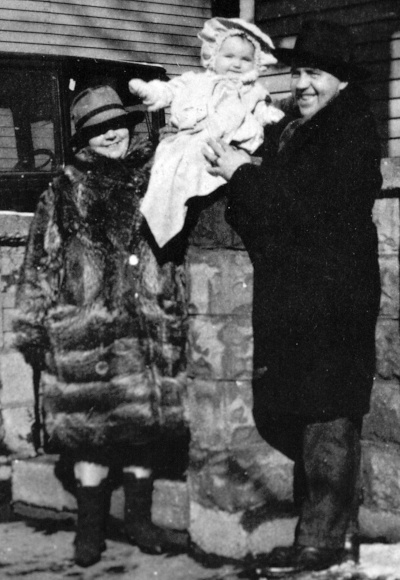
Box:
[358,543,400,579]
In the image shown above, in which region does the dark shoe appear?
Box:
[262,545,304,577]
[123,472,188,555]
[74,484,108,567]
[296,546,344,571]
[258,544,344,577]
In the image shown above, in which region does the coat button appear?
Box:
[129,254,139,266]
[95,361,109,376]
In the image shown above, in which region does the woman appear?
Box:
[13,85,188,567]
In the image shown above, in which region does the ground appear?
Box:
[1,519,400,580]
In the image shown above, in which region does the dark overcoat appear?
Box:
[226,85,382,420]
[13,136,187,460]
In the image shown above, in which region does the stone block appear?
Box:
[11,456,185,529]
[359,505,400,542]
[363,380,400,445]
[1,406,35,455]
[381,157,400,194]
[0,213,32,239]
[373,197,399,255]
[12,456,76,513]
[223,379,255,435]
[0,304,3,351]
[152,479,189,530]
[379,254,399,318]
[0,458,11,482]
[0,246,25,282]
[2,285,17,309]
[375,319,400,380]
[187,378,229,450]
[233,445,294,506]
[187,378,259,451]
[189,501,249,559]
[248,516,296,556]
[189,501,296,559]
[189,453,265,513]
[188,315,253,380]
[361,441,400,513]
[187,247,253,315]
[189,438,293,514]
[2,308,17,333]
[3,332,16,350]
[0,350,34,407]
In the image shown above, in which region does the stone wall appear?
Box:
[0,159,399,558]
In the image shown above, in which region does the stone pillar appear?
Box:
[0,213,35,458]
[185,194,295,559]
[361,194,400,540]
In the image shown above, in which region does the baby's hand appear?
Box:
[129,78,151,101]
[129,79,166,112]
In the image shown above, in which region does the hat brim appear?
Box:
[70,110,145,150]
[274,47,370,81]
[216,17,274,52]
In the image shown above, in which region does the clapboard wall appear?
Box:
[0,0,211,77]
[256,0,400,157]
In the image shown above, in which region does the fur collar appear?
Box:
[55,136,155,249]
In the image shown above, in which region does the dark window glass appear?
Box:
[0,69,60,174]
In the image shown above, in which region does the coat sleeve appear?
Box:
[13,183,63,368]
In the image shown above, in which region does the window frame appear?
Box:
[0,52,166,212]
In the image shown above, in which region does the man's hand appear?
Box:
[203,139,251,181]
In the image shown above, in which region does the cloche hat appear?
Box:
[70,85,145,149]
[274,20,370,81]
[198,17,277,74]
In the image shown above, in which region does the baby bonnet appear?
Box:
[198,17,277,74]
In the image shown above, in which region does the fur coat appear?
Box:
[13,136,187,458]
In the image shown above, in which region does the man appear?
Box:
[205,20,382,576]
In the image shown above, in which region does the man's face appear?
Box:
[290,67,348,119]
[214,36,256,78]
[89,127,129,159]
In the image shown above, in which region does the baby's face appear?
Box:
[89,127,129,159]
[214,35,256,78]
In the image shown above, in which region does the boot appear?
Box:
[74,483,108,567]
[123,472,188,555]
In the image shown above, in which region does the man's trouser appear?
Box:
[255,414,362,549]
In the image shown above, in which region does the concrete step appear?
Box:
[11,455,189,531]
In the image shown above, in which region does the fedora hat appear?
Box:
[70,85,145,149]
[274,20,370,81]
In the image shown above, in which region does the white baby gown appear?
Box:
[138,70,283,247]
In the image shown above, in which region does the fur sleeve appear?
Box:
[13,182,64,367]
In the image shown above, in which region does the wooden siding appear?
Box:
[257,0,400,157]
[0,0,211,77]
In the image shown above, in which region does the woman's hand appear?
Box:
[203,139,251,181]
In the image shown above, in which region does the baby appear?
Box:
[129,17,284,247]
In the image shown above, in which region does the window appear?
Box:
[0,53,166,212]
[0,69,60,174]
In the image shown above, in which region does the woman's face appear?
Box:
[89,127,129,159]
